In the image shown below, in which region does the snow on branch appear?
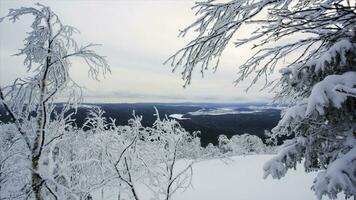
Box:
[313,135,356,200]
[334,84,356,98]
[278,104,307,126]
[306,71,356,116]
[280,38,356,81]
[62,44,110,81]
[166,0,356,88]
[0,4,111,199]
[165,0,284,86]
[263,137,306,179]
[0,3,111,143]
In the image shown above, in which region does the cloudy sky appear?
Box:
[0,0,279,103]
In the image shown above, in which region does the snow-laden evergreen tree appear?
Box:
[167,0,356,199]
[0,4,109,199]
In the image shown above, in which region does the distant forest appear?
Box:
[0,103,282,146]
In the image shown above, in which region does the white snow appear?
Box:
[306,71,356,116]
[170,106,282,117]
[279,39,355,76]
[92,155,345,200]
[278,103,307,126]
[313,39,354,72]
[80,104,98,109]
[188,108,260,116]
[169,114,190,120]
[247,105,286,110]
[313,136,356,199]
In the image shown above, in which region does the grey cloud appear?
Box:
[0,0,275,103]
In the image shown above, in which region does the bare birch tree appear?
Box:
[0,3,109,199]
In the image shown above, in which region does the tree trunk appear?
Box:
[31,17,52,199]
[31,154,43,200]
[31,71,47,200]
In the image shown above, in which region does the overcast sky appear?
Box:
[0,0,279,103]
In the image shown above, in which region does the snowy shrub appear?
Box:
[203,143,221,158]
[218,135,233,154]
[217,134,273,156]
[230,134,267,154]
[38,108,201,200]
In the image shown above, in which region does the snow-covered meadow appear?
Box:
[92,155,345,200]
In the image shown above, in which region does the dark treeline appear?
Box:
[0,103,283,146]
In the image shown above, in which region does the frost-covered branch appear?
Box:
[263,137,306,179]
[0,3,110,199]
[313,134,356,199]
[167,0,356,88]
[334,85,356,98]
[0,87,31,150]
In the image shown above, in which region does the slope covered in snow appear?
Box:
[92,155,345,200]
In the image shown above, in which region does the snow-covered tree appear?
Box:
[230,134,268,154]
[105,110,197,200]
[146,111,195,200]
[0,4,109,199]
[217,134,271,156]
[218,134,233,154]
[167,0,356,199]
[203,143,221,158]
[72,109,200,200]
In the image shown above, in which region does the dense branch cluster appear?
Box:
[0,107,202,199]
[167,0,356,88]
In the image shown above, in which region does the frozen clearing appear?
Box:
[93,155,345,200]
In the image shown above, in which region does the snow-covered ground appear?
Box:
[92,155,345,200]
